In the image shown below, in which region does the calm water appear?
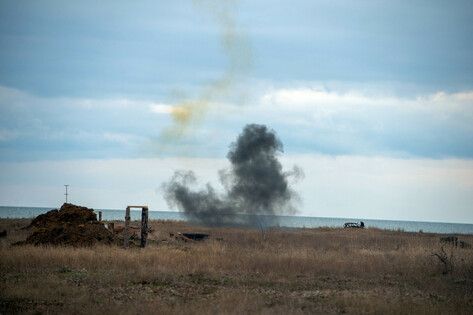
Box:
[1,206,472,235]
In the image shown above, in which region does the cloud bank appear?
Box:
[1,85,472,160]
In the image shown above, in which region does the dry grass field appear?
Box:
[1,218,473,314]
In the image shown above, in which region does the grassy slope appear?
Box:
[1,219,472,314]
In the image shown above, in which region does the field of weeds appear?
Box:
[1,218,473,314]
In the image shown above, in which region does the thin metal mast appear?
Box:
[64,185,69,203]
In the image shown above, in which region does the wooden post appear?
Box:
[124,206,131,248]
[109,222,115,233]
[98,211,102,222]
[140,207,149,248]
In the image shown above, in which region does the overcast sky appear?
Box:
[1,0,472,223]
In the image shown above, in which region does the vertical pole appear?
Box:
[109,222,114,233]
[64,185,69,203]
[140,207,149,248]
[124,206,130,248]
[98,211,102,222]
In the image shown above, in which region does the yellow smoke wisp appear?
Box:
[163,0,252,140]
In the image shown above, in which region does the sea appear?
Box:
[1,206,472,235]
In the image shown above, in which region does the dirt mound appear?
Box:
[28,203,97,228]
[23,203,113,246]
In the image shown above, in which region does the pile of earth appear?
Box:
[21,203,114,246]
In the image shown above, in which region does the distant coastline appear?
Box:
[1,206,472,234]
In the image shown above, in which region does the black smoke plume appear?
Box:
[162,124,302,226]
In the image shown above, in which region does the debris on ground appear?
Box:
[19,203,114,246]
[344,221,365,229]
[182,233,209,241]
[169,232,209,242]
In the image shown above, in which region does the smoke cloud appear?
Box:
[163,0,252,139]
[163,124,303,226]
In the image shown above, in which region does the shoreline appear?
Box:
[2,206,473,234]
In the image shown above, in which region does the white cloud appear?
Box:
[149,103,175,114]
[259,87,473,112]
[261,88,376,107]
[240,87,473,157]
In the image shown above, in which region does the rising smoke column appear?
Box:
[163,0,252,139]
[163,124,302,226]
[226,124,294,216]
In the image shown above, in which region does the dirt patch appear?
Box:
[20,203,113,246]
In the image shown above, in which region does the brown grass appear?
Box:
[1,219,473,314]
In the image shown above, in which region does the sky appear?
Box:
[0,0,472,223]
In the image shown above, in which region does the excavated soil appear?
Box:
[22,203,114,246]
